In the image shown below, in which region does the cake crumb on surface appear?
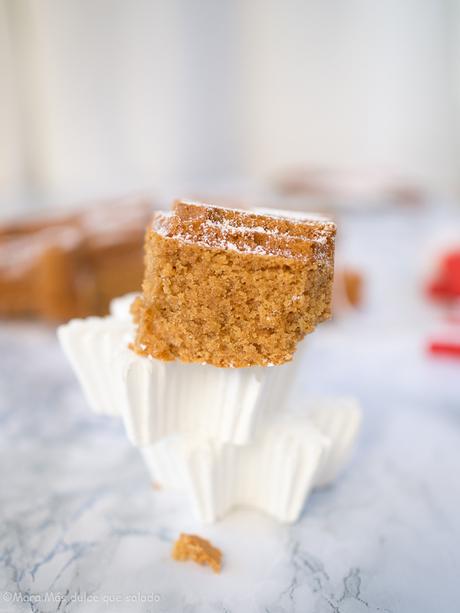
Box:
[172,533,222,573]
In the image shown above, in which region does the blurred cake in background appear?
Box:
[275,166,424,211]
[333,267,364,314]
[0,196,155,321]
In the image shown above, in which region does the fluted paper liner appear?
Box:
[141,399,361,523]
[308,398,362,487]
[58,317,130,417]
[141,438,188,491]
[58,310,299,446]
[59,294,361,523]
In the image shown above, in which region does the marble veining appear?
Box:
[1,317,459,613]
[1,208,460,613]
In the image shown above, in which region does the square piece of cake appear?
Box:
[133,200,336,367]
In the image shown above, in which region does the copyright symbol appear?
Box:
[2,592,12,602]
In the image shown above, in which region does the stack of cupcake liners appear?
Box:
[58,293,361,523]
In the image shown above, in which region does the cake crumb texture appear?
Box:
[172,533,222,573]
[133,200,336,367]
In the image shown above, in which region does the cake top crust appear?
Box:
[151,200,336,262]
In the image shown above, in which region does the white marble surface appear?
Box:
[1,209,460,612]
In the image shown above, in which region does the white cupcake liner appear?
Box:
[141,438,188,490]
[59,293,362,524]
[141,399,362,523]
[123,354,297,446]
[58,297,300,445]
[58,317,132,417]
[307,397,362,487]
[109,292,139,321]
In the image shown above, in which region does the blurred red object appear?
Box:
[427,250,460,301]
[427,318,460,359]
[428,339,460,358]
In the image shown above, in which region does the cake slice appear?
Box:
[133,200,336,367]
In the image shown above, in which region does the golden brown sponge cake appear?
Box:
[133,200,336,367]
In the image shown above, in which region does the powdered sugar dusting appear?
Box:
[154,205,334,263]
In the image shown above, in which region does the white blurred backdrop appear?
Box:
[1,0,460,210]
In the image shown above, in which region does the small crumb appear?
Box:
[172,533,222,573]
[151,481,162,491]
[343,268,363,308]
